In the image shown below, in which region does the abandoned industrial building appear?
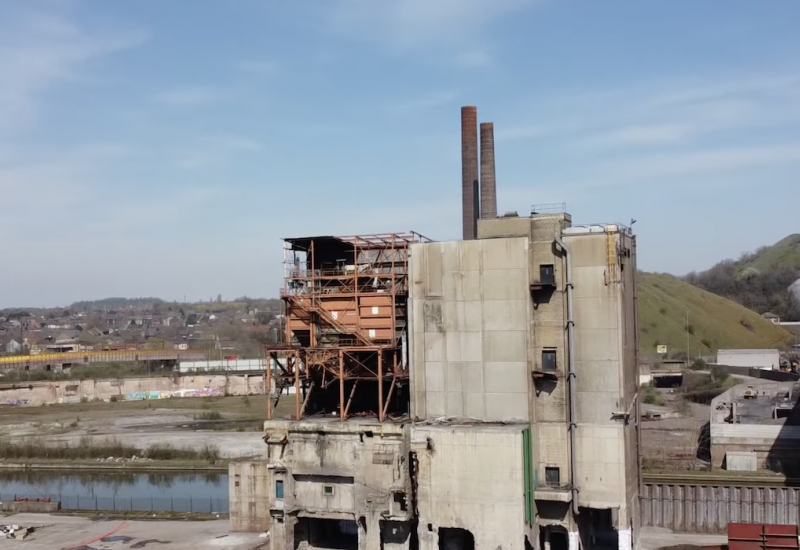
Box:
[229,106,641,550]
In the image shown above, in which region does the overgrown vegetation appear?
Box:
[680,370,736,403]
[684,234,800,322]
[196,410,223,420]
[637,271,793,356]
[641,383,665,406]
[0,362,175,382]
[0,436,221,463]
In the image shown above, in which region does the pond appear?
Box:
[0,471,229,513]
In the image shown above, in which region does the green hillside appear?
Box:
[740,234,800,273]
[638,271,793,357]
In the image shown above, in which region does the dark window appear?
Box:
[542,349,557,372]
[540,264,555,285]
[323,484,335,496]
[545,467,560,487]
[275,479,284,499]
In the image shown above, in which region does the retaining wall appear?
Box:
[0,374,268,406]
[641,483,800,533]
[0,500,61,513]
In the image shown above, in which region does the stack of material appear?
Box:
[1,524,37,540]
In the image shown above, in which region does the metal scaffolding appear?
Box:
[266,232,430,422]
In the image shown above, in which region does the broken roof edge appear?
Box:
[282,231,433,251]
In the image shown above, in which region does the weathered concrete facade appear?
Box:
[408,215,640,550]
[240,212,640,550]
[410,237,532,422]
[254,419,412,549]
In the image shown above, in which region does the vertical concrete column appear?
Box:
[283,516,298,550]
[618,528,633,550]
[568,531,581,550]
[364,513,382,550]
[357,517,368,550]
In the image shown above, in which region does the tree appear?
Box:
[255,312,274,325]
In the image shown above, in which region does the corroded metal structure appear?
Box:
[266,232,430,421]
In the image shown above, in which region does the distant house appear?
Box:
[763,312,781,324]
[5,339,22,354]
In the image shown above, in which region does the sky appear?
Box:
[1,0,799,307]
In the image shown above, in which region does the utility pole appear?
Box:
[686,310,690,365]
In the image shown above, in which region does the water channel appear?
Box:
[0,471,229,513]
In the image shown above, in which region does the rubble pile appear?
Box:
[1,524,37,540]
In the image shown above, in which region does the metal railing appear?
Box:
[0,492,228,513]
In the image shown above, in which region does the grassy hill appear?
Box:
[739,234,800,273]
[684,234,800,322]
[638,271,793,357]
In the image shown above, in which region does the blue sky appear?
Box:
[1,0,799,307]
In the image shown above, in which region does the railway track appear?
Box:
[643,472,799,487]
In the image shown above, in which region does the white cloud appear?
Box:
[321,0,535,63]
[0,8,146,136]
[581,123,692,148]
[154,88,227,107]
[173,134,263,170]
[236,59,279,74]
[387,90,457,113]
[498,72,800,149]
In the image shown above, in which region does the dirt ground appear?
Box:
[0,512,265,550]
[1,513,723,550]
[0,396,295,460]
[640,373,771,470]
[640,387,710,470]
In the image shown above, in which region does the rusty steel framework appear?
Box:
[265,232,430,422]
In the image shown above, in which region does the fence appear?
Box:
[641,483,800,533]
[714,364,799,382]
[0,492,228,514]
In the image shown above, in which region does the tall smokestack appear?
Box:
[461,106,479,240]
[480,122,497,219]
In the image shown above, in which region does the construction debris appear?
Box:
[1,524,37,540]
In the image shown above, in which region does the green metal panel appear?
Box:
[522,427,534,525]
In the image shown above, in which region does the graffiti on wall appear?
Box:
[5,398,30,406]
[123,387,221,401]
[57,396,81,404]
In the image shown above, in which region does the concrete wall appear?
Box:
[717,349,781,370]
[0,374,266,406]
[229,461,271,532]
[563,227,640,544]
[262,419,412,550]
[411,424,528,550]
[410,238,531,422]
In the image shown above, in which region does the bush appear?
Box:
[197,410,223,421]
[674,398,691,416]
[710,364,729,383]
[0,437,220,464]
[641,383,665,406]
[690,357,707,370]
